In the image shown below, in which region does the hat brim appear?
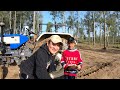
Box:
[52,41,63,46]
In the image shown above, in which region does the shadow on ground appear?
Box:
[2,66,8,79]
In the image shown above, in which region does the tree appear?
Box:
[49,11,59,32]
[33,11,36,33]
[46,22,53,32]
[57,11,66,33]
[9,11,12,29]
[103,11,107,50]
[14,11,17,34]
[83,11,93,45]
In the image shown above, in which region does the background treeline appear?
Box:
[0,11,120,49]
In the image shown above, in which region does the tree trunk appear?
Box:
[100,23,102,47]
[88,25,90,45]
[117,28,119,48]
[54,21,57,32]
[93,21,95,46]
[62,11,65,33]
[33,11,36,33]
[20,16,22,33]
[14,11,16,34]
[103,12,106,50]
[77,11,79,41]
[118,29,120,47]
[9,11,12,29]
[106,27,110,47]
[92,12,95,46]
[113,36,114,44]
[37,18,39,34]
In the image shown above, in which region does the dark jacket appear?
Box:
[19,43,56,79]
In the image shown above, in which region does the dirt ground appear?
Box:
[3,44,120,79]
[4,65,20,79]
[76,44,120,79]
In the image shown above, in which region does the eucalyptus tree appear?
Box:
[19,11,43,34]
[9,11,12,29]
[25,11,34,30]
[0,11,10,30]
[96,11,104,46]
[16,11,25,30]
[85,11,96,46]
[112,11,120,47]
[14,11,17,34]
[32,11,41,34]
[16,11,25,33]
[14,11,33,34]
[95,11,108,49]
[83,11,93,45]
[24,11,43,34]
[57,11,66,33]
[0,11,40,34]
[79,18,86,42]
[105,11,116,47]
[36,11,43,34]
[33,11,36,33]
[66,11,78,35]
[66,15,73,33]
[49,11,59,32]
[73,11,79,39]
[73,18,84,42]
[46,22,53,32]
[91,11,96,46]
[102,11,107,49]
[85,11,100,46]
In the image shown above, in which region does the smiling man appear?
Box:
[19,35,63,79]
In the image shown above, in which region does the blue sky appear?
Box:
[42,11,87,23]
[41,11,53,23]
[41,11,87,35]
[42,11,85,32]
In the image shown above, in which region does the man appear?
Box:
[61,37,83,79]
[19,35,63,79]
[26,34,35,52]
[25,34,38,52]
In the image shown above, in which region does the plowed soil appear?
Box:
[3,44,120,79]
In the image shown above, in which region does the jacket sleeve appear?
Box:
[77,50,83,68]
[19,51,37,78]
[35,50,51,79]
[61,51,65,67]
[19,49,51,79]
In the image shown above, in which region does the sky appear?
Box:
[41,11,87,35]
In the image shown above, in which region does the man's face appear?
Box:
[47,41,61,55]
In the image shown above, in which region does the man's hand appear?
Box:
[49,73,54,79]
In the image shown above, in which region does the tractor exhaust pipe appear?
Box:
[0,22,5,45]
[0,22,6,55]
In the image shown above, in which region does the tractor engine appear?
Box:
[0,34,32,66]
[0,22,34,67]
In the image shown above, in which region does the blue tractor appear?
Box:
[0,22,34,67]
